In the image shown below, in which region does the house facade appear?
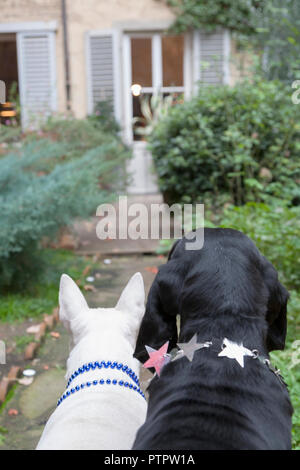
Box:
[0,0,243,193]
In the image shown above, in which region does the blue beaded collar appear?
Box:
[66,360,140,389]
[57,361,145,407]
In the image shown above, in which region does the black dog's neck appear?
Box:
[179,311,269,356]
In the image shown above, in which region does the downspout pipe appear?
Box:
[61,0,71,111]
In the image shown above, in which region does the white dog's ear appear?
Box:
[59,274,89,331]
[116,272,145,322]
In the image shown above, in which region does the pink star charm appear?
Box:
[143,341,170,376]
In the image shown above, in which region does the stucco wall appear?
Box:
[1,0,248,119]
[0,0,66,113]
[67,0,174,117]
[1,0,174,117]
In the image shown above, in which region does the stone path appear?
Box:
[0,254,164,450]
[72,194,179,255]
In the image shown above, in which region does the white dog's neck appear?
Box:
[65,331,141,390]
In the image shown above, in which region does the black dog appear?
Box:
[133,228,293,450]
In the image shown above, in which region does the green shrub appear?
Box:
[218,202,300,290]
[0,133,129,291]
[163,0,264,35]
[88,100,120,134]
[0,125,22,146]
[149,80,300,205]
[27,114,125,164]
[0,249,98,322]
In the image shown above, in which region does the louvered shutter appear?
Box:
[86,31,120,120]
[193,30,230,87]
[17,31,57,128]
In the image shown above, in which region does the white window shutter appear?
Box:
[17,31,57,128]
[193,29,230,89]
[86,31,120,122]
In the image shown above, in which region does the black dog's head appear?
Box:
[134,228,289,363]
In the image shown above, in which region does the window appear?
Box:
[162,34,184,87]
[131,37,152,87]
[129,33,185,140]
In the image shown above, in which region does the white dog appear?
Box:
[36,272,147,450]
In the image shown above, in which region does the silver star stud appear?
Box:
[177,334,209,362]
[218,338,254,368]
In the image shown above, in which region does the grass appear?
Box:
[14,334,36,352]
[0,384,17,415]
[0,249,96,323]
[0,426,8,446]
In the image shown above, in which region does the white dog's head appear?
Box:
[58,272,145,353]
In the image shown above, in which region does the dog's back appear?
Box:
[37,272,147,450]
[133,228,293,450]
[133,346,292,450]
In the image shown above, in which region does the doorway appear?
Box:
[123,32,190,194]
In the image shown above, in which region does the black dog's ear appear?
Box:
[133,277,178,364]
[133,255,183,364]
[266,281,289,351]
[262,257,289,351]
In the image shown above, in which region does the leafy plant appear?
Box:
[163,1,300,83]
[148,80,300,205]
[88,99,120,134]
[133,93,175,138]
[218,202,300,290]
[162,0,265,35]
[250,0,300,83]
[0,249,96,322]
[0,122,130,291]
[14,334,35,352]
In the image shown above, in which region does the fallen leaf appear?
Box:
[50,332,60,339]
[83,284,96,292]
[26,324,41,334]
[8,409,18,416]
[145,266,158,274]
[82,265,91,276]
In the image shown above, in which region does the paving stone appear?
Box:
[34,322,47,342]
[24,342,39,360]
[19,368,66,420]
